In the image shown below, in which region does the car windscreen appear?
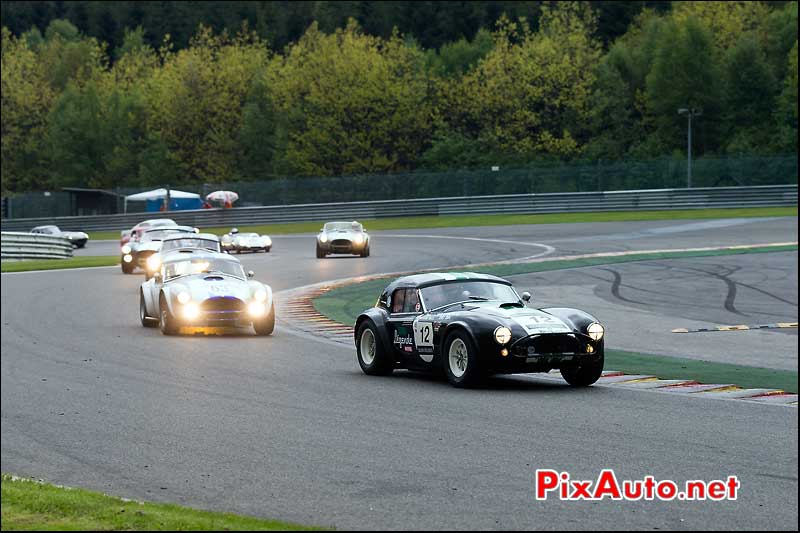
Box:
[325,222,362,232]
[164,259,245,281]
[420,281,519,310]
[142,229,192,242]
[238,233,260,238]
[161,238,220,252]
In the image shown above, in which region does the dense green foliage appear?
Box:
[1,1,797,194]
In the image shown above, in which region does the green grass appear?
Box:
[605,350,797,393]
[85,206,798,240]
[0,474,321,531]
[312,244,798,326]
[311,245,798,393]
[1,256,119,273]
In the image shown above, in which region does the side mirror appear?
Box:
[247,270,255,279]
[521,291,531,302]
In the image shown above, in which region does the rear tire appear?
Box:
[560,350,604,387]
[140,291,158,327]
[356,321,393,376]
[159,297,179,335]
[443,330,483,388]
[253,302,275,336]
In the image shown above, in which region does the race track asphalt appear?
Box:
[2,216,798,530]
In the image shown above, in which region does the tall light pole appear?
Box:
[678,107,702,188]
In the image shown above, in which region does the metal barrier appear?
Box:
[1,232,73,260]
[0,185,796,233]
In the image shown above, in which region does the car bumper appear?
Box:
[319,241,367,254]
[485,333,602,372]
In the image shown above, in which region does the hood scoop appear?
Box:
[204,276,224,281]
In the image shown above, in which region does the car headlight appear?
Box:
[587,322,604,341]
[182,302,199,320]
[146,255,161,271]
[353,233,364,245]
[494,326,512,345]
[254,288,268,302]
[121,245,132,254]
[248,301,266,317]
[123,254,133,263]
[177,291,191,304]
[319,234,328,243]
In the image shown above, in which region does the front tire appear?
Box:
[316,243,326,258]
[560,350,604,387]
[253,302,275,336]
[159,297,179,335]
[360,245,370,258]
[443,330,483,388]
[140,291,158,327]
[121,257,134,274]
[356,321,393,376]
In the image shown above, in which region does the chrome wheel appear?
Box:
[448,338,468,378]
[360,328,376,365]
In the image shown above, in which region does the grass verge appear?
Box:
[86,206,797,240]
[311,244,798,393]
[0,474,320,531]
[1,256,119,273]
[605,350,797,393]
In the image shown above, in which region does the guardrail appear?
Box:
[0,185,796,233]
[1,232,73,260]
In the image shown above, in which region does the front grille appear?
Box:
[512,334,581,357]
[331,239,351,247]
[201,297,246,312]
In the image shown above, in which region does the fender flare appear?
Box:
[141,281,157,317]
[355,309,393,354]
[439,321,482,360]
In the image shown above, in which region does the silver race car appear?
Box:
[121,225,197,274]
[31,225,89,248]
[316,221,370,258]
[139,251,275,336]
[142,233,221,279]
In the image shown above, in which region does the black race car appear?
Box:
[354,272,606,388]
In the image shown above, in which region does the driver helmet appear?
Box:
[230,227,239,234]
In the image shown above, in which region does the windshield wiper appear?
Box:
[468,296,491,301]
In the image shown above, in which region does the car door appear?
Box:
[386,288,422,365]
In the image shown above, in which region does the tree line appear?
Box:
[1,1,797,194]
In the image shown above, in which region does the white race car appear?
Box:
[316,221,370,258]
[222,228,272,253]
[31,225,89,248]
[142,233,222,279]
[139,251,275,335]
[121,225,196,274]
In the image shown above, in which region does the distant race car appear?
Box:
[120,225,197,274]
[139,251,275,336]
[316,221,370,258]
[31,225,89,248]
[141,233,221,279]
[120,218,177,248]
[230,232,272,253]
[354,272,605,388]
